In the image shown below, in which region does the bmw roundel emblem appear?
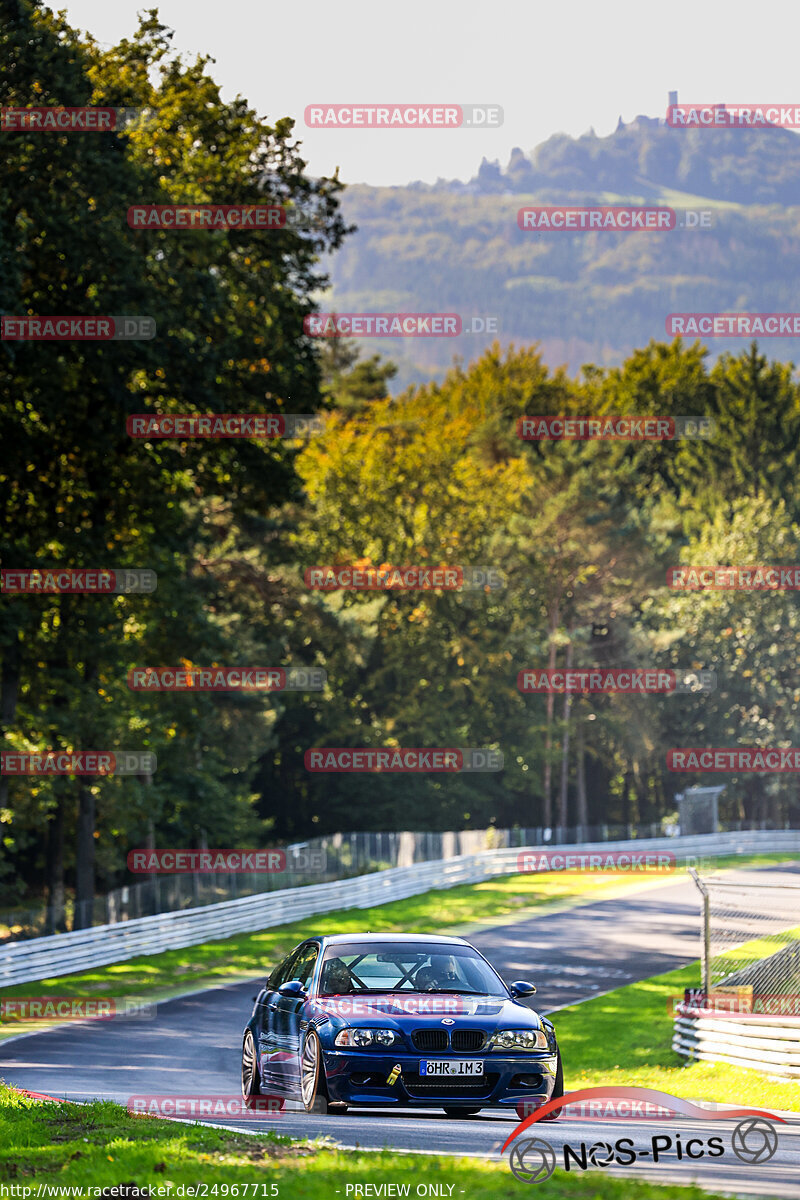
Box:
[441,1018,455,1025]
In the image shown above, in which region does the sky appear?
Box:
[58,0,800,186]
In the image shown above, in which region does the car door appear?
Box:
[259,946,303,1090]
[272,941,320,1097]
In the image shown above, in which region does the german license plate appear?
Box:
[419,1060,484,1076]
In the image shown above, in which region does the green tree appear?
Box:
[0,1,348,922]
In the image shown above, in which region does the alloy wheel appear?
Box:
[301,1031,322,1110]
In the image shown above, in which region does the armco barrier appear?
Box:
[0,830,796,988]
[672,1013,800,1077]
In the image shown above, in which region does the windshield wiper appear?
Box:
[371,988,434,994]
[320,989,429,996]
[417,988,483,995]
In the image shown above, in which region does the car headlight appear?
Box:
[489,1028,549,1051]
[334,1027,400,1047]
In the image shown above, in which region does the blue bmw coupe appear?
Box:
[241,932,563,1119]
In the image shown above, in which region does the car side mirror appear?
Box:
[509,980,537,997]
[278,978,307,998]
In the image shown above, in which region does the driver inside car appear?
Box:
[414,954,461,991]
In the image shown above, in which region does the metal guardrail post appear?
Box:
[689,867,710,995]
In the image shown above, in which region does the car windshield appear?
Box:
[318,942,506,996]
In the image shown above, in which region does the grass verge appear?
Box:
[0,1084,739,1199]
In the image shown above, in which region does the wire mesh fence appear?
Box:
[691,871,800,1000]
[2,820,669,942]
[1,816,791,944]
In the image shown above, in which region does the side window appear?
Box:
[291,943,319,991]
[268,947,301,990]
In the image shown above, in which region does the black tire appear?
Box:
[538,1051,564,1122]
[241,1029,262,1108]
[443,1107,481,1117]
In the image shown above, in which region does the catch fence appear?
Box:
[3,829,798,989]
[691,870,800,996]
[2,821,670,942]
[674,869,800,1076]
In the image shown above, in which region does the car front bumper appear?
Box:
[322,1049,559,1108]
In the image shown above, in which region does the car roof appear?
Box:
[319,933,470,947]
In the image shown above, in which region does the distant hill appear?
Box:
[325,106,800,388]
[439,114,800,204]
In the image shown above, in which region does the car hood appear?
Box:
[309,992,544,1028]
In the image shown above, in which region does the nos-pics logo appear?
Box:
[509,1118,779,1183]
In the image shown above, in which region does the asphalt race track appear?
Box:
[3,866,800,1197]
